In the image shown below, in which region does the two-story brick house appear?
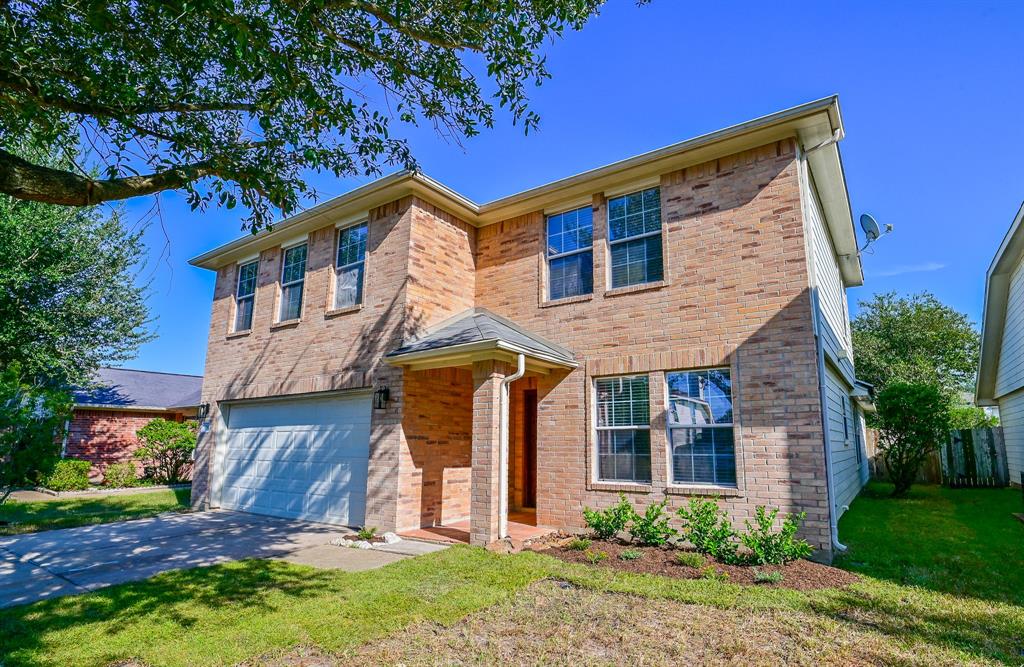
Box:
[190,96,871,558]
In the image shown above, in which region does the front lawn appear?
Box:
[0,488,191,536]
[1,483,1022,666]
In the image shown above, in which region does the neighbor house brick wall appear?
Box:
[66,409,181,480]
[475,138,833,552]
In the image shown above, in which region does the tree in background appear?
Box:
[0,0,643,229]
[0,144,152,389]
[875,382,951,497]
[852,291,985,425]
[0,364,72,504]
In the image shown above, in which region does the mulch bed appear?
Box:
[341,534,386,544]
[541,538,859,591]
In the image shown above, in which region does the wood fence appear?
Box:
[866,426,1009,488]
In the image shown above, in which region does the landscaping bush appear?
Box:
[356,526,378,540]
[740,506,813,565]
[674,551,705,568]
[103,462,138,488]
[43,459,91,491]
[619,549,643,561]
[135,419,197,484]
[676,497,739,563]
[567,537,592,551]
[874,382,951,497]
[585,550,608,564]
[627,498,677,546]
[583,493,633,540]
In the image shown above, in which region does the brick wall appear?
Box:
[65,409,182,480]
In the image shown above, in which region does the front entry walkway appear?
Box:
[0,511,441,608]
[399,510,554,544]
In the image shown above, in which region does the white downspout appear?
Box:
[499,353,526,540]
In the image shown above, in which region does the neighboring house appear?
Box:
[68,367,203,479]
[977,202,1024,487]
[189,96,872,558]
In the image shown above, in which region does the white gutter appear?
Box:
[498,354,526,539]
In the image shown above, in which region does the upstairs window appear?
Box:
[335,222,368,309]
[667,368,736,487]
[595,375,651,483]
[607,187,663,289]
[279,243,307,322]
[547,206,593,300]
[234,260,258,332]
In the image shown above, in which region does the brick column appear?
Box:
[470,359,508,546]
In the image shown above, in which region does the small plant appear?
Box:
[566,537,592,551]
[103,462,138,488]
[619,549,643,561]
[585,550,608,564]
[676,497,740,564]
[699,565,729,582]
[43,459,91,491]
[753,569,784,584]
[740,506,813,565]
[628,499,677,546]
[582,493,633,540]
[674,551,706,568]
[356,526,378,541]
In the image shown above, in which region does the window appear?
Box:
[851,399,863,464]
[234,260,258,331]
[335,222,368,308]
[842,395,850,442]
[547,206,593,300]
[595,375,651,483]
[607,187,663,289]
[279,243,307,322]
[667,368,736,487]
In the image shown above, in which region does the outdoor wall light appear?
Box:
[373,386,390,410]
[197,403,210,420]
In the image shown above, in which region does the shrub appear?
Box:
[356,526,378,540]
[619,549,643,561]
[740,506,813,565]
[43,459,91,491]
[753,569,784,584]
[583,493,633,540]
[135,419,197,484]
[567,537,592,551]
[875,382,951,497]
[103,462,138,488]
[699,565,729,582]
[628,499,677,546]
[674,551,706,568]
[585,550,608,564]
[676,498,739,564]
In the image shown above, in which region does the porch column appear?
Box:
[470,359,508,546]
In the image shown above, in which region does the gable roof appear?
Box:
[385,308,576,372]
[72,367,204,411]
[977,202,1024,404]
[190,97,861,286]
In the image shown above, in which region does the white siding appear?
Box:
[996,258,1024,398]
[998,388,1024,485]
[825,364,863,517]
[806,175,851,357]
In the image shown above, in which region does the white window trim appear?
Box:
[334,221,368,309]
[665,368,738,489]
[592,374,652,485]
[546,206,594,300]
[233,259,258,332]
[606,188,664,289]
[278,242,307,322]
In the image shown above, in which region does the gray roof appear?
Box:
[72,367,203,410]
[387,308,576,365]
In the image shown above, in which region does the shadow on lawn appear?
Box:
[0,558,334,660]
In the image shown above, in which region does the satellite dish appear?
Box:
[860,213,881,242]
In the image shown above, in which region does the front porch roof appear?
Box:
[384,308,577,373]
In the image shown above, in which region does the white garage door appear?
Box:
[218,392,371,527]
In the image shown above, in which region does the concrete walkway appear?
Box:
[0,511,446,609]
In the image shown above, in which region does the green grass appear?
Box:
[0,488,191,536]
[1,483,1022,666]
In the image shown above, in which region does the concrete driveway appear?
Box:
[0,511,444,609]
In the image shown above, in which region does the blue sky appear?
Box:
[121,0,1024,376]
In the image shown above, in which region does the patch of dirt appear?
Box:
[544,539,859,591]
[340,533,385,544]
